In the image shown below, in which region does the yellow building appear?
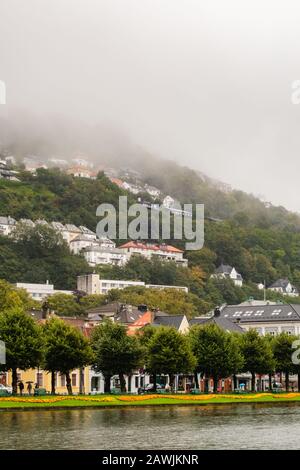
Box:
[5,367,91,394]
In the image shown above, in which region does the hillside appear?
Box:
[136,157,300,231]
[0,167,300,315]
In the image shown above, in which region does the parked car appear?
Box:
[0,383,12,395]
[142,383,165,393]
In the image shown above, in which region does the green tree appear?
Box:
[240,329,275,391]
[46,293,83,316]
[42,317,93,394]
[91,321,143,393]
[189,324,244,392]
[272,332,298,392]
[0,309,43,394]
[145,326,196,390]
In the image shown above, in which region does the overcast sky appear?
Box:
[1,0,300,210]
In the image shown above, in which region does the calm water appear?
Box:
[1,404,300,450]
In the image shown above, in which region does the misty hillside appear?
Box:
[1,114,300,233]
[0,166,300,300]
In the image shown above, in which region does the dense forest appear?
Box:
[1,166,300,314]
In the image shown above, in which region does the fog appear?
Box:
[1,0,300,210]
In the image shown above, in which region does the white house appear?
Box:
[82,245,128,266]
[60,223,82,244]
[70,235,100,255]
[67,166,96,179]
[0,161,19,181]
[145,184,161,198]
[15,281,73,301]
[0,216,16,236]
[163,195,176,208]
[211,264,243,287]
[268,279,299,297]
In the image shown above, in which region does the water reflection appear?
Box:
[0,404,299,449]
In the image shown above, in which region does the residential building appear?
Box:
[77,274,144,297]
[77,273,188,295]
[15,281,73,301]
[216,302,300,390]
[70,235,100,255]
[71,157,93,168]
[0,216,16,236]
[82,245,128,266]
[47,157,69,167]
[67,166,96,179]
[152,314,190,333]
[162,195,192,217]
[77,273,102,296]
[144,184,160,198]
[268,279,299,297]
[0,161,19,181]
[218,303,300,336]
[211,264,243,287]
[118,241,188,266]
[190,308,245,333]
[163,195,176,208]
[146,284,188,293]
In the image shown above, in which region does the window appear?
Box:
[60,374,66,387]
[37,372,43,387]
[135,376,139,389]
[272,309,282,315]
[282,327,295,335]
[265,327,278,336]
[72,373,77,387]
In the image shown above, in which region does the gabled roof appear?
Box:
[86,302,123,315]
[153,315,185,330]
[127,311,153,336]
[269,279,298,291]
[64,224,81,232]
[189,316,245,333]
[71,234,96,242]
[214,264,243,280]
[115,307,143,324]
[79,226,96,235]
[119,241,183,253]
[215,264,234,274]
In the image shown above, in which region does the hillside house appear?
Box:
[268,279,299,297]
[211,264,243,287]
[119,241,188,266]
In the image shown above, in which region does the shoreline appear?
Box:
[1,393,300,411]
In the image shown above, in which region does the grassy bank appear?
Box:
[1,393,300,410]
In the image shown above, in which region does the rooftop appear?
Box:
[119,241,183,253]
[219,303,300,322]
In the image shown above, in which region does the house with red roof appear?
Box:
[119,241,188,266]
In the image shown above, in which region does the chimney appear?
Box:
[138,304,148,313]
